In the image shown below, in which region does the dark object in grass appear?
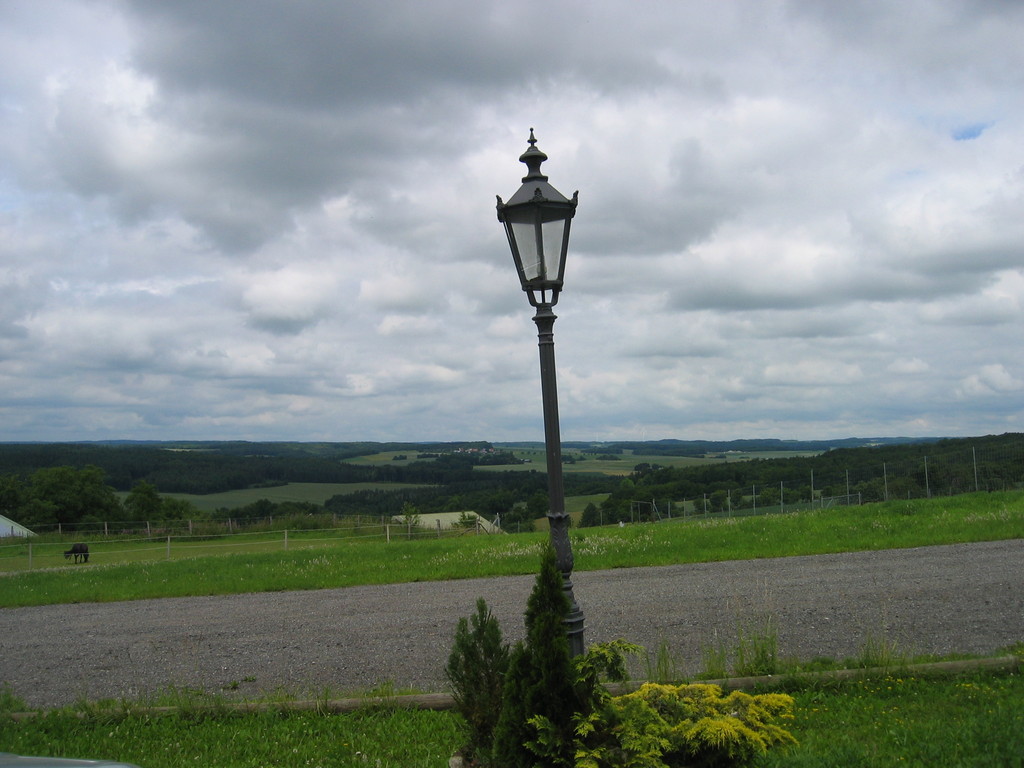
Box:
[63,544,89,564]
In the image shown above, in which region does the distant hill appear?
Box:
[496,437,940,456]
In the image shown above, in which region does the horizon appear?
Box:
[0,433,989,447]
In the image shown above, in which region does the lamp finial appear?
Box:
[519,129,548,182]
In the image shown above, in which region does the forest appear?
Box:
[1,434,1021,534]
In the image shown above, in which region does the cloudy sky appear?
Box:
[1,0,1022,444]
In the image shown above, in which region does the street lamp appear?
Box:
[496,129,584,656]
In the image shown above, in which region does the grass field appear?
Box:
[2,491,1022,766]
[1,667,1021,767]
[350,447,823,476]
[2,490,1022,608]
[342,451,424,466]
[478,447,724,475]
[142,481,431,512]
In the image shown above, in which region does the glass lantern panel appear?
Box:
[511,219,543,281]
[540,216,566,281]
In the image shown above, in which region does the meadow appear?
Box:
[1,662,1021,767]
[475,446,823,475]
[142,481,430,512]
[2,491,1022,766]
[342,446,823,476]
[2,490,1022,608]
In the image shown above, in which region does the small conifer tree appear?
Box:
[492,543,580,768]
[445,598,509,764]
[490,641,537,768]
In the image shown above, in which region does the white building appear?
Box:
[392,511,501,533]
[0,514,35,538]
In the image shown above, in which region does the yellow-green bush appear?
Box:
[574,682,796,768]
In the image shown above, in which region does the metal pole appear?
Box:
[533,303,585,656]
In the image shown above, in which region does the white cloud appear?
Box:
[1,0,1023,441]
[957,364,1023,398]
[888,358,930,375]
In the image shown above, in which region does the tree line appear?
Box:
[0,441,496,494]
[3,434,1020,535]
[0,445,609,534]
[582,433,1024,525]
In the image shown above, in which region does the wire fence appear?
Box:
[0,517,495,573]
[620,440,1024,524]
[2,510,502,539]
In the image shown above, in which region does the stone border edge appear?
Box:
[6,655,1020,722]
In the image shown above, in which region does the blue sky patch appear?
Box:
[952,122,993,141]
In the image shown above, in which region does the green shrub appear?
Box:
[492,543,579,768]
[576,682,796,768]
[445,598,509,764]
[452,545,795,768]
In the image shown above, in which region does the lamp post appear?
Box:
[496,129,584,656]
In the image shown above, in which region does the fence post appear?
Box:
[386,524,391,543]
[284,529,289,551]
[166,536,171,560]
[973,447,979,492]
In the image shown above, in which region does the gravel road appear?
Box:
[2,540,1021,709]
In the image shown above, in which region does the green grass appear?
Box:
[151,481,430,512]
[1,491,1022,608]
[0,522,401,574]
[0,704,463,768]
[2,670,1021,767]
[2,490,1022,765]
[342,451,423,466]
[756,670,1024,766]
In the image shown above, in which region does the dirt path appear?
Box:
[1,540,1021,709]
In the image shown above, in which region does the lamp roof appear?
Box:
[504,129,576,207]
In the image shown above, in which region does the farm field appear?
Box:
[339,446,822,476]
[3,490,1022,607]
[342,451,423,466]
[135,481,431,512]
[478,447,823,475]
